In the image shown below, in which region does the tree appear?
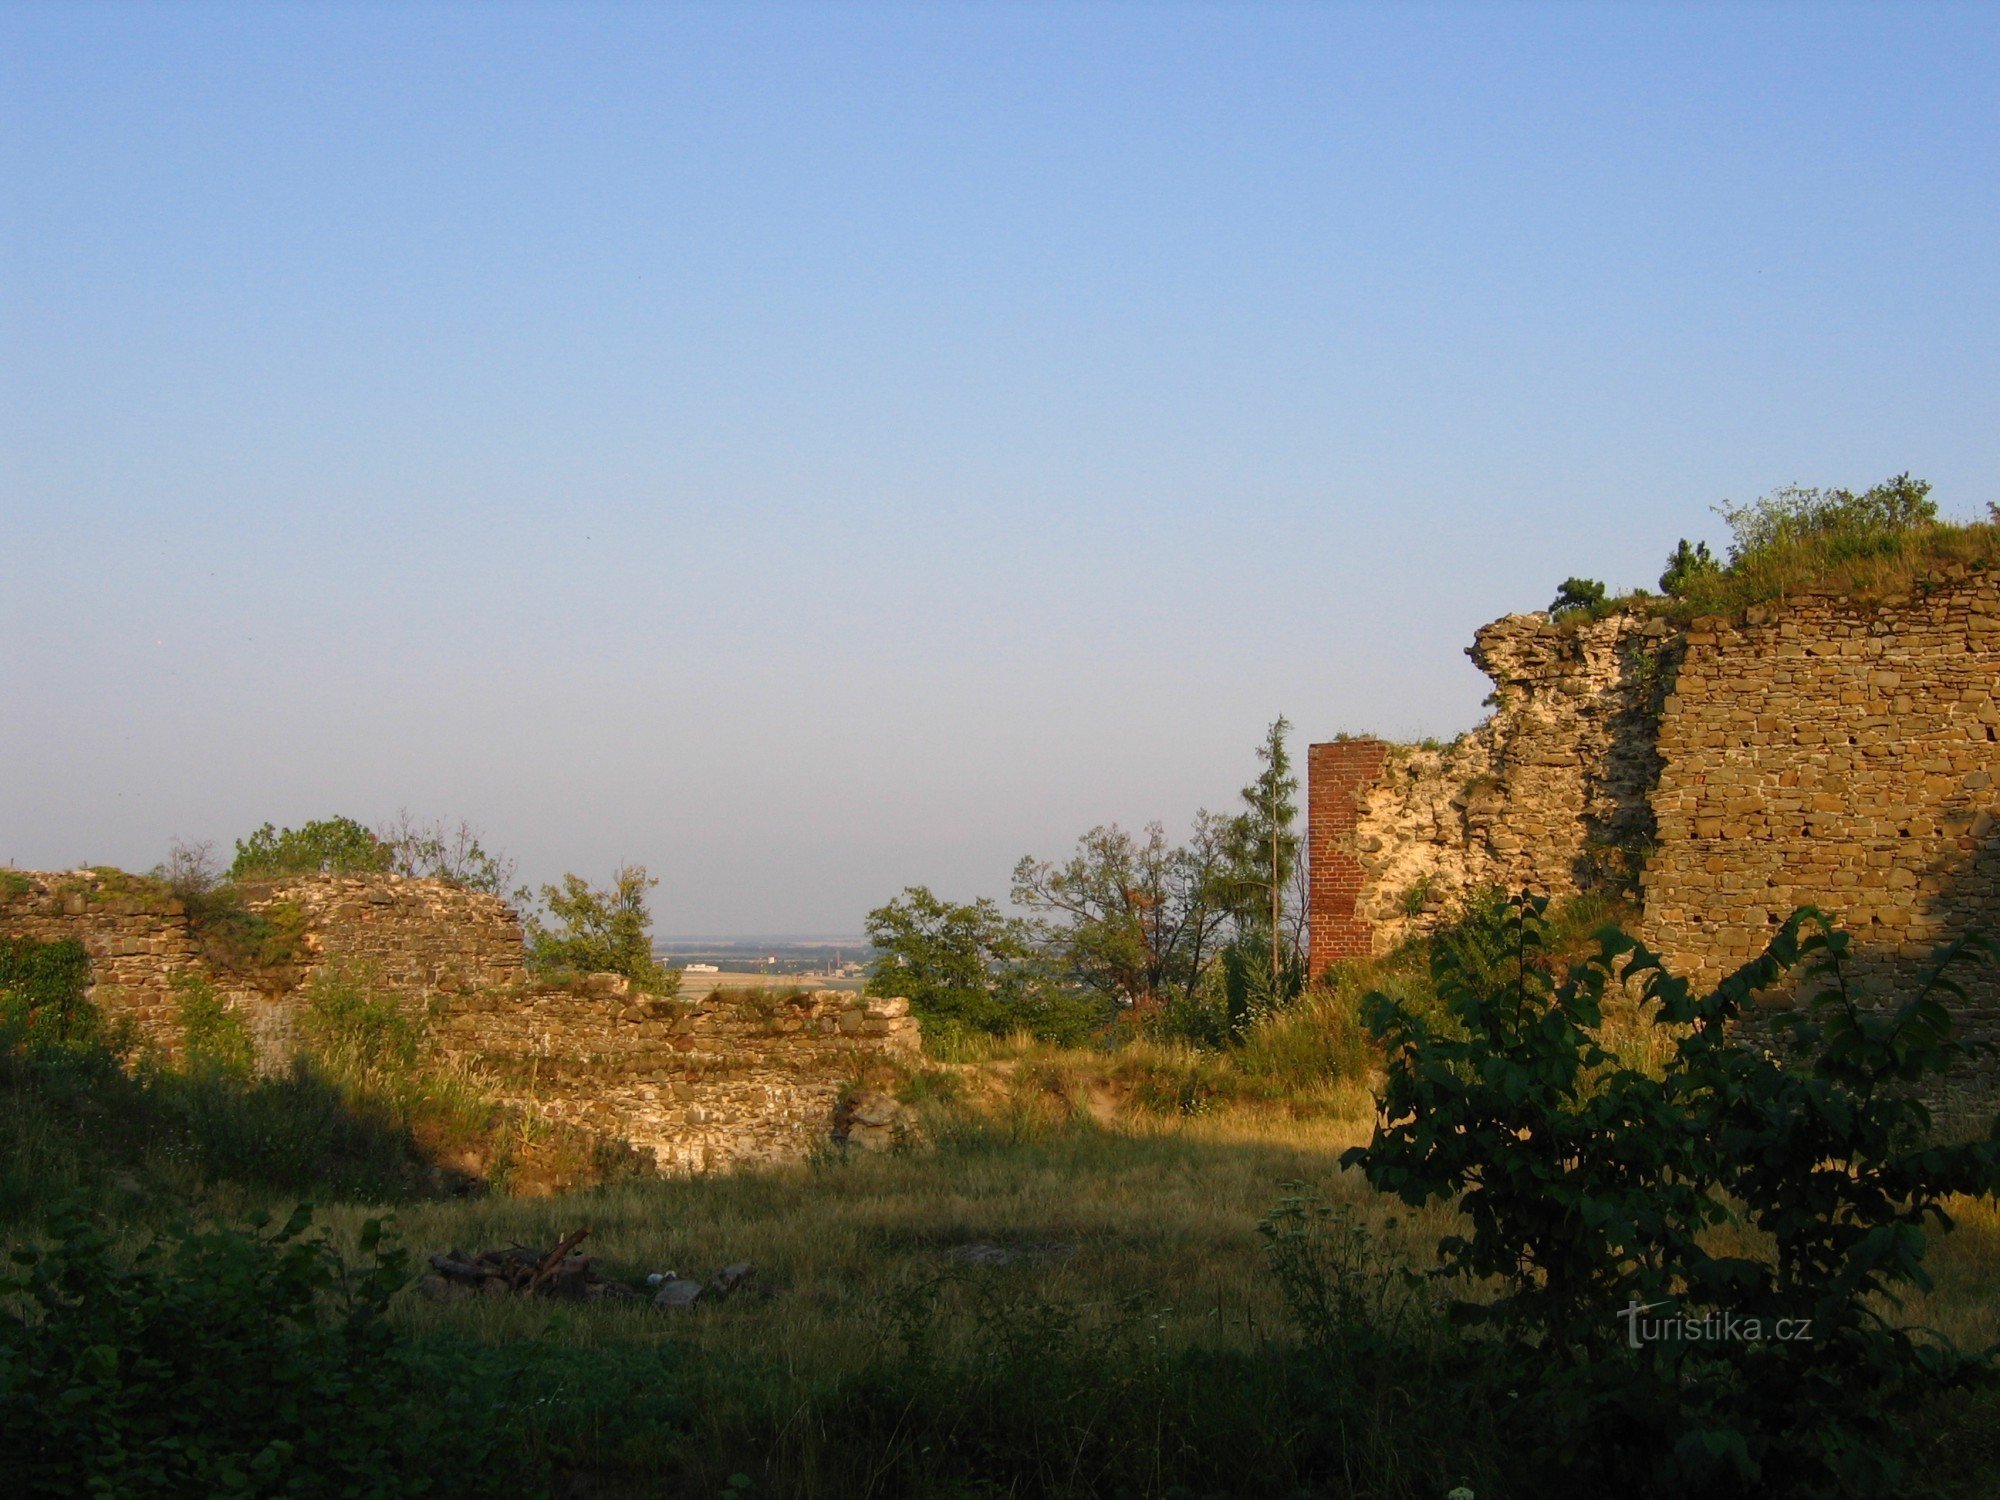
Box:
[375,811,516,895]
[1221,717,1302,991]
[1010,816,1229,1013]
[864,886,1093,1041]
[1548,577,1607,618]
[523,865,674,995]
[229,817,392,882]
[1659,538,1719,596]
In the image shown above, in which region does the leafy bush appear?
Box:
[1345,892,2000,1496]
[172,972,254,1078]
[0,938,100,1054]
[1716,473,1938,565]
[229,816,392,882]
[0,1203,517,1498]
[865,884,1105,1042]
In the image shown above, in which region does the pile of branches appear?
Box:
[418,1228,756,1308]
[421,1228,640,1304]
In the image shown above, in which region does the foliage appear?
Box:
[0,937,100,1054]
[1549,575,1609,617]
[1660,537,1721,596]
[865,885,1102,1042]
[172,972,254,1078]
[1715,473,1938,565]
[229,816,393,882]
[1010,816,1230,1013]
[523,865,675,995]
[1345,892,2000,1496]
[376,811,517,894]
[0,1202,517,1498]
[1219,716,1303,954]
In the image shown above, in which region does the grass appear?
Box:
[1554,512,2000,633]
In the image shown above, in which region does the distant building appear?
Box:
[685,962,719,973]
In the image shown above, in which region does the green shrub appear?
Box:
[1346,892,2000,1496]
[172,972,254,1078]
[0,1202,518,1498]
[1660,536,1721,596]
[0,938,100,1054]
[1550,575,1609,617]
[229,816,392,882]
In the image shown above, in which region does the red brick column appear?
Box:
[1308,738,1389,976]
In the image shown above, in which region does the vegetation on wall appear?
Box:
[523,865,676,995]
[1547,475,1999,630]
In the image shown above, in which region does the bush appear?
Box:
[1716,473,1937,565]
[172,972,254,1077]
[0,1203,517,1498]
[1345,892,2000,1496]
[0,938,99,1054]
[229,817,392,882]
[1660,536,1721,596]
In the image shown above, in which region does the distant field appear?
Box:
[674,967,868,993]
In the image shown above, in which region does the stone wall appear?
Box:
[435,981,918,1173]
[0,869,200,1039]
[1640,576,2000,1100]
[1306,565,2000,1104]
[0,870,920,1171]
[1310,608,1674,966]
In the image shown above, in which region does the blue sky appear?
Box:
[3,2,1995,934]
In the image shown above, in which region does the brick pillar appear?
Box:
[1308,738,1389,976]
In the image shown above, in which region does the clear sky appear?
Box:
[3,2,1995,935]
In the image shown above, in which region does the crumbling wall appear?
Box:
[1310,609,1674,964]
[0,870,200,1038]
[435,981,919,1173]
[1307,565,2000,1106]
[0,870,920,1169]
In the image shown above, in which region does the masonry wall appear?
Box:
[0,870,919,1171]
[1309,609,1674,969]
[436,983,918,1173]
[1640,576,2000,1101]
[1307,566,2000,1104]
[0,870,201,1040]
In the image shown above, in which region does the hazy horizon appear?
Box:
[5,3,1996,931]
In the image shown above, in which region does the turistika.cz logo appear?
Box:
[1617,1299,1814,1349]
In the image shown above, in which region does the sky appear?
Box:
[3,2,1996,936]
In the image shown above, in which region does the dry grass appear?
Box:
[309,1094,2000,1379]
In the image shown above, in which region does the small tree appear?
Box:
[1548,576,1608,618]
[523,865,674,995]
[1220,717,1302,992]
[1659,537,1720,596]
[864,886,1090,1042]
[1010,816,1229,1013]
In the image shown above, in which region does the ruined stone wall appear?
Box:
[1640,575,2000,1100]
[435,982,919,1173]
[1307,566,2000,1104]
[1310,609,1674,967]
[0,870,920,1169]
[0,870,200,1039]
